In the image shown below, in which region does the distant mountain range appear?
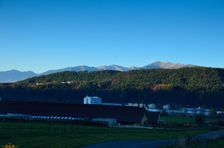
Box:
[0,62,195,83]
[0,70,37,83]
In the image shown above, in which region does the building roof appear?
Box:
[0,101,159,124]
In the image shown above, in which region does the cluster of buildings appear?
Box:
[142,104,212,116]
[172,107,211,116]
[82,96,218,117]
[125,102,221,116]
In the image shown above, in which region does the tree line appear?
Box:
[0,67,224,108]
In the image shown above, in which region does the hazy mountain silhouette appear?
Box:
[0,62,195,83]
[0,70,37,83]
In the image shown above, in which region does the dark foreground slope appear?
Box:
[0,121,210,148]
[0,67,224,108]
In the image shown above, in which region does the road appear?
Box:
[83,130,224,148]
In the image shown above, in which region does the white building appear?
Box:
[163,104,171,110]
[148,104,157,109]
[83,96,102,105]
[180,107,210,116]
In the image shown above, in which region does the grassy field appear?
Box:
[161,116,196,124]
[160,115,217,125]
[192,138,224,148]
[166,137,224,148]
[0,121,214,148]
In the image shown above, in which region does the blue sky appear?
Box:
[0,0,224,73]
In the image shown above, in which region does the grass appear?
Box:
[0,121,214,148]
[160,115,218,125]
[161,116,196,124]
[190,138,224,148]
[166,137,224,148]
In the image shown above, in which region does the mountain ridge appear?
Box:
[0,70,36,83]
[0,61,195,83]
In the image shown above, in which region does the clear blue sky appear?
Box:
[0,0,224,73]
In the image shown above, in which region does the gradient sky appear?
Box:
[0,0,224,73]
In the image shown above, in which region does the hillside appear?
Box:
[0,67,224,108]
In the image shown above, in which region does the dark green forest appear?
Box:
[0,67,224,108]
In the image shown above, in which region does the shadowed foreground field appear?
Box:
[160,115,218,125]
[192,138,224,148]
[0,121,213,148]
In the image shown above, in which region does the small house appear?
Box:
[83,96,102,105]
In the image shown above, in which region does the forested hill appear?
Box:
[0,67,224,108]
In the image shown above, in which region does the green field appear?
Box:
[192,138,224,148]
[0,121,214,148]
[166,137,224,148]
[160,115,218,125]
[161,116,196,124]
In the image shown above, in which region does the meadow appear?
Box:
[192,138,224,148]
[0,121,213,148]
[160,115,218,125]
